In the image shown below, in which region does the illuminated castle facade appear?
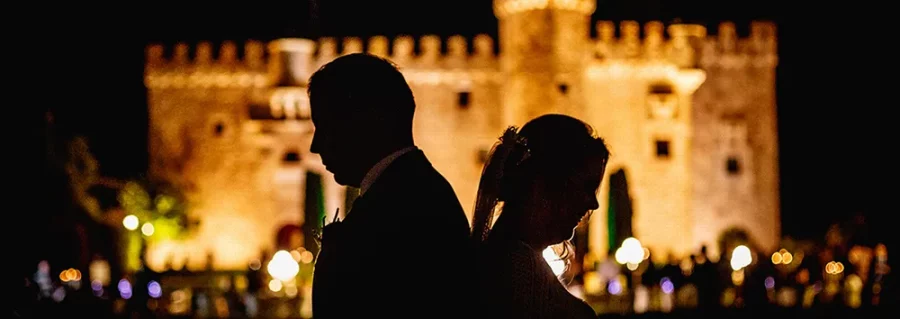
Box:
[144,0,779,270]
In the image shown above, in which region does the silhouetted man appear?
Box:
[307,53,472,318]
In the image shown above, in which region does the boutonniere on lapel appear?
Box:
[313,208,342,248]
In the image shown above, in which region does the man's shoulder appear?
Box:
[378,151,463,207]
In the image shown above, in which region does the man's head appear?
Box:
[307,53,416,187]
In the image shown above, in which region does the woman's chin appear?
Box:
[555,230,576,243]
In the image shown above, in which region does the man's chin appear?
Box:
[330,173,348,186]
[330,172,358,188]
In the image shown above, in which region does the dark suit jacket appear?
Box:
[312,149,473,318]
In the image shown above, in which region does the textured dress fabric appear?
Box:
[477,239,597,319]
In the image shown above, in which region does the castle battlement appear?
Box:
[145,34,500,89]
[593,20,777,69]
[145,40,269,89]
[144,19,776,90]
[313,34,498,71]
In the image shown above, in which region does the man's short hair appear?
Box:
[307,53,416,125]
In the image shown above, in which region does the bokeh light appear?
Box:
[267,250,300,281]
[123,215,139,230]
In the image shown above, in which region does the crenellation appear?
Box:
[595,21,616,60]
[146,44,165,68]
[643,21,665,59]
[341,37,363,55]
[367,36,389,57]
[597,21,615,42]
[473,34,494,58]
[144,41,270,89]
[195,42,213,66]
[245,41,265,70]
[146,33,503,84]
[718,22,737,53]
[174,43,190,65]
[666,24,701,68]
[619,20,642,58]
[750,21,777,54]
[391,36,415,66]
[418,35,442,67]
[447,35,467,58]
[471,34,497,70]
[220,41,238,65]
[590,20,776,69]
[316,37,337,68]
[445,35,468,69]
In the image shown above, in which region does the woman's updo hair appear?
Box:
[498,114,610,201]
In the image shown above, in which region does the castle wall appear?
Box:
[580,20,777,260]
[692,22,780,257]
[144,42,319,270]
[583,59,704,259]
[143,13,780,269]
[145,34,503,269]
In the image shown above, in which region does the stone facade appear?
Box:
[144,0,779,270]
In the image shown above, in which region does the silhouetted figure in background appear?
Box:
[694,245,720,312]
[307,53,472,318]
[660,252,683,286]
[470,115,610,318]
[744,251,775,309]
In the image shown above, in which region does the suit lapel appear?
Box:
[341,149,421,223]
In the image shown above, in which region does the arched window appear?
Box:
[647,82,678,120]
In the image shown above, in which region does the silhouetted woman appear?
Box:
[471,114,610,318]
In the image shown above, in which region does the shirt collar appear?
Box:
[359,146,417,196]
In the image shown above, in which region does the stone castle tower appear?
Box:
[144,0,779,270]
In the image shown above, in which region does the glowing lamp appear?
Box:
[267,250,299,281]
[614,237,646,270]
[730,245,752,270]
[123,215,139,230]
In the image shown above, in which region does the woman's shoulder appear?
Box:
[478,239,535,255]
[477,240,542,270]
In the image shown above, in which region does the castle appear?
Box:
[143,0,779,271]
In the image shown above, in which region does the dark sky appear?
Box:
[40,0,892,245]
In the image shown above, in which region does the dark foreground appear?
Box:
[599,307,896,319]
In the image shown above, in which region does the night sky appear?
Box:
[38,1,893,246]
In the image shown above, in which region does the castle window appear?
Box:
[283,150,301,163]
[649,83,674,95]
[213,121,225,137]
[655,140,670,159]
[647,82,678,119]
[558,83,569,95]
[726,156,741,175]
[457,91,471,109]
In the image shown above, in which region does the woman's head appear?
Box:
[497,114,610,248]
